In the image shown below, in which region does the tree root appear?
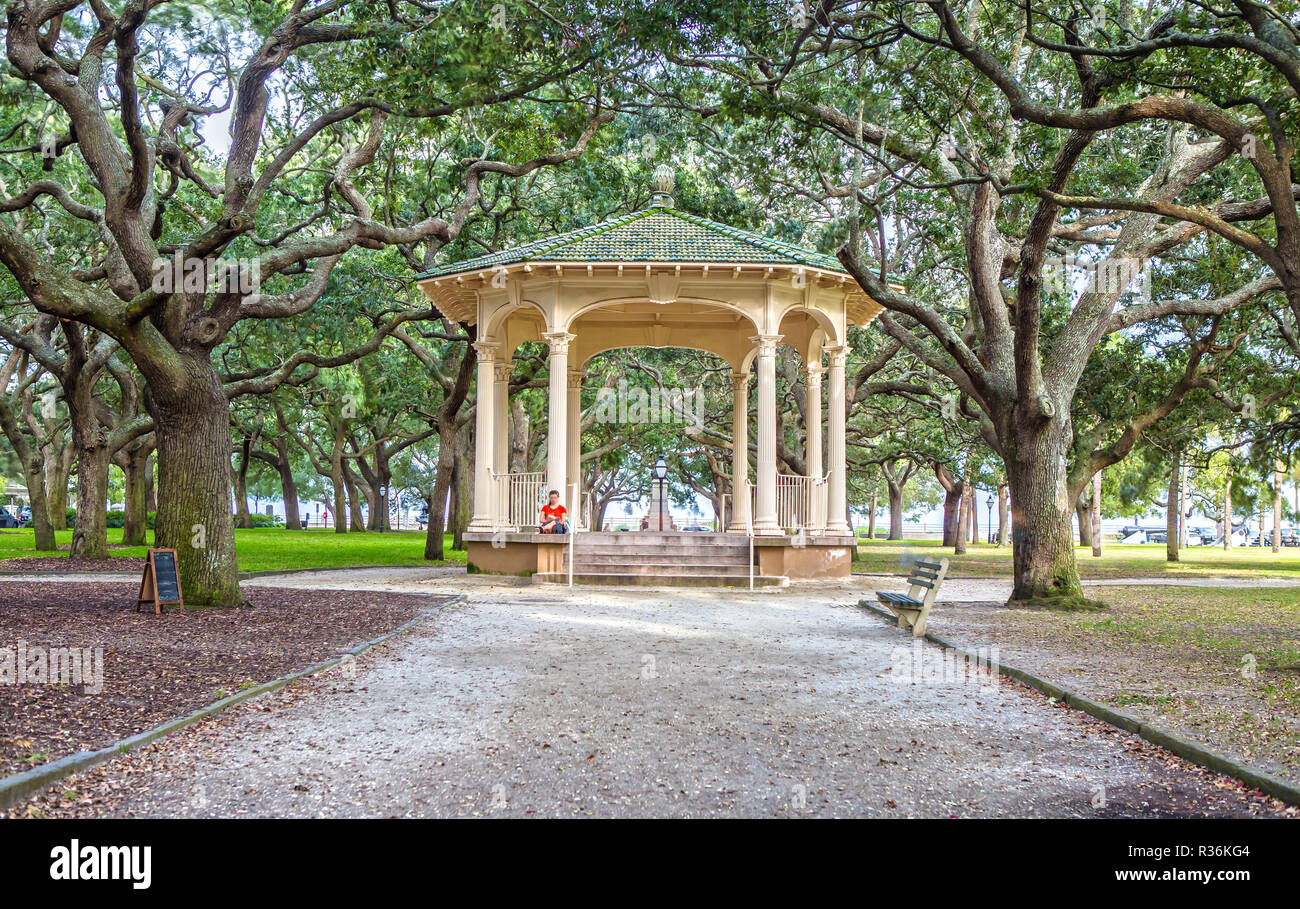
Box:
[1004,593,1108,611]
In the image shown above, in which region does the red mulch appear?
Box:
[0,581,448,775]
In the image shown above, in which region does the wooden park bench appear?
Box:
[877,557,949,637]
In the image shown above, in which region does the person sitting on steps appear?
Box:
[538,490,568,534]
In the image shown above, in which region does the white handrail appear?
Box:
[746,480,754,590]
[568,481,578,588]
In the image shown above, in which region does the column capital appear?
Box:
[473,339,500,361]
[542,331,576,354]
[730,371,750,387]
[493,360,513,383]
[806,363,825,384]
[824,345,850,368]
[566,368,585,390]
[750,334,783,356]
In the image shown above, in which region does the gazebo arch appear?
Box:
[415,165,887,581]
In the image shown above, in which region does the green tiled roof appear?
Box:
[415,206,848,279]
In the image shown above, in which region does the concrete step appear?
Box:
[575,532,751,546]
[573,542,751,553]
[572,553,750,567]
[570,561,754,577]
[533,572,786,588]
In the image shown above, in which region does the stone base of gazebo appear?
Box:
[751,534,855,579]
[464,532,571,577]
[464,531,854,584]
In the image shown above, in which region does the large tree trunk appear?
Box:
[329,426,347,534]
[1166,450,1181,563]
[274,437,301,530]
[375,452,393,532]
[44,443,72,530]
[0,404,57,550]
[365,477,384,532]
[343,467,366,531]
[941,489,961,545]
[353,452,383,532]
[1005,418,1086,606]
[69,421,110,559]
[120,442,152,547]
[232,437,253,528]
[20,452,57,551]
[886,480,904,541]
[935,463,962,547]
[148,360,241,606]
[424,426,456,560]
[451,428,473,548]
[867,489,877,540]
[954,480,970,555]
[1076,501,1092,548]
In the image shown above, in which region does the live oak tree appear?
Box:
[655,1,1294,605]
[0,0,623,602]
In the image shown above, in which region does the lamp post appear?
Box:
[652,456,668,531]
[986,493,995,544]
[379,485,388,533]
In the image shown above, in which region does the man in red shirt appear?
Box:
[538,490,568,534]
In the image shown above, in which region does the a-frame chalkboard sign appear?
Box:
[136,548,184,613]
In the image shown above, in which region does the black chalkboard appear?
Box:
[137,548,184,613]
[153,550,180,602]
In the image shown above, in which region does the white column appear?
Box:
[726,371,751,533]
[805,362,823,479]
[493,360,510,474]
[542,331,573,503]
[825,344,850,534]
[752,334,782,535]
[468,340,499,533]
[567,367,583,527]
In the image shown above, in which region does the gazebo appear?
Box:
[416,166,883,583]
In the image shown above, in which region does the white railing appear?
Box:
[490,469,545,530]
[568,481,579,587]
[746,480,754,590]
[776,473,828,534]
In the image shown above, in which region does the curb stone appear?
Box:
[857,598,1300,808]
[0,592,466,812]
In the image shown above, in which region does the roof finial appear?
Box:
[649,164,675,208]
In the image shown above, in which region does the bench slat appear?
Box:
[916,560,944,570]
[878,592,922,608]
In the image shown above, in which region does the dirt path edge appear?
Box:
[0,593,465,812]
[857,599,1300,808]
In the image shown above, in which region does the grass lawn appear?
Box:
[855,538,1300,579]
[0,527,466,572]
[932,586,1300,788]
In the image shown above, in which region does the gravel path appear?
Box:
[32,571,1286,819]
